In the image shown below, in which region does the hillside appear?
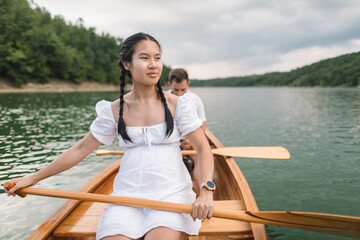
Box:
[0,0,171,86]
[191,51,360,87]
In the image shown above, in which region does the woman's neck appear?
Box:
[131,83,158,102]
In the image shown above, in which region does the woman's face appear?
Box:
[125,40,163,86]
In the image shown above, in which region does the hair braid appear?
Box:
[156,81,174,138]
[118,64,132,142]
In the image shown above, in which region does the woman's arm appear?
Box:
[186,128,214,220]
[5,132,101,196]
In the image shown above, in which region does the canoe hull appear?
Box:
[28,129,267,240]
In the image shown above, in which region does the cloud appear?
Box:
[33,0,360,79]
[180,39,360,79]
[270,39,360,71]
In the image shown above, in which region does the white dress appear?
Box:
[89,94,202,240]
[166,90,206,122]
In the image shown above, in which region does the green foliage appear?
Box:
[0,0,123,85]
[5,49,31,85]
[191,52,360,87]
[160,65,172,86]
[0,0,172,86]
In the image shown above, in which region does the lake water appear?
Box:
[0,87,359,240]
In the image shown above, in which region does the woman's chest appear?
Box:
[123,102,167,127]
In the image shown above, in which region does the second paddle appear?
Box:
[96,146,291,159]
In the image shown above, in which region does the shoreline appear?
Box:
[0,78,119,93]
[1,78,358,93]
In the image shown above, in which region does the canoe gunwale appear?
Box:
[27,159,121,240]
[204,129,267,240]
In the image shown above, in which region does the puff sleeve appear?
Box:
[175,93,202,138]
[90,100,117,145]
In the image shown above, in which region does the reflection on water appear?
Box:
[0,92,119,181]
[1,88,359,240]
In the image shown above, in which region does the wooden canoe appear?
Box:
[28,129,268,240]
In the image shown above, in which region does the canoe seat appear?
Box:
[53,200,252,239]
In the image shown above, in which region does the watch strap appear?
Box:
[200,180,216,192]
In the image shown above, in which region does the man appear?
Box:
[167,68,206,131]
[168,68,206,173]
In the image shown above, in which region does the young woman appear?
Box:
[5,32,215,240]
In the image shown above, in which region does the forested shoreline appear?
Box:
[0,0,171,86]
[191,51,360,87]
[1,0,359,88]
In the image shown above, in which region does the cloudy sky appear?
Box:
[32,0,360,79]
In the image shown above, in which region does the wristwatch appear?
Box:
[200,180,216,192]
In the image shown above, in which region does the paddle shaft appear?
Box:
[96,146,291,159]
[4,182,359,238]
[96,149,197,156]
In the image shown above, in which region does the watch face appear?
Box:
[207,181,215,188]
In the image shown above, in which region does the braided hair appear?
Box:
[118,33,174,142]
[156,81,174,138]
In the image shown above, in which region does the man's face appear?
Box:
[168,79,190,96]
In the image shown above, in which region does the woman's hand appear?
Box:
[192,188,214,221]
[4,175,38,197]
[180,138,193,150]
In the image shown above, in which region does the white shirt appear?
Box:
[167,89,206,122]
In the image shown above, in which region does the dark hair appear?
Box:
[118,32,173,142]
[168,68,189,84]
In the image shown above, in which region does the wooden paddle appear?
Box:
[4,182,359,238]
[96,146,291,159]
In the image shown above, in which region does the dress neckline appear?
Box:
[108,96,183,128]
[126,122,166,128]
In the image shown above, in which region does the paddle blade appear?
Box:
[211,147,290,159]
[245,211,360,238]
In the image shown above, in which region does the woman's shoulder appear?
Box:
[164,91,179,107]
[110,98,121,123]
[110,98,120,110]
[164,91,179,117]
[110,92,133,110]
[92,99,120,123]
